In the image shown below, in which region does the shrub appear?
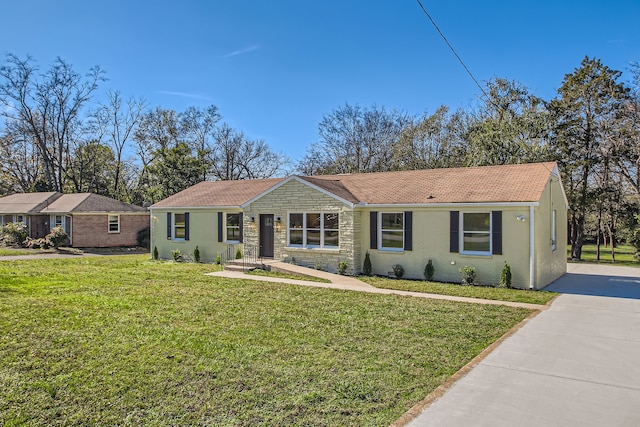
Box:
[137,227,151,249]
[459,265,476,285]
[153,246,159,260]
[46,226,68,248]
[215,253,221,265]
[363,251,372,276]
[424,259,434,281]
[235,248,242,259]
[25,237,49,249]
[171,249,182,262]
[392,264,404,279]
[315,262,323,270]
[0,222,28,246]
[193,245,201,263]
[337,260,348,275]
[500,262,512,288]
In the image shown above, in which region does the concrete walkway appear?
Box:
[206,261,548,310]
[402,263,640,427]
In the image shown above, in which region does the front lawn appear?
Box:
[0,247,42,257]
[0,256,532,426]
[360,277,557,305]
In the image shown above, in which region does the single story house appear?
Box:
[150,162,568,289]
[0,192,150,247]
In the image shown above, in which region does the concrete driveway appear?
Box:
[403,263,640,427]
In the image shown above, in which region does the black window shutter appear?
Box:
[184,212,190,241]
[218,212,223,242]
[492,211,502,255]
[404,211,413,251]
[167,212,172,239]
[450,211,459,252]
[370,211,378,249]
[239,214,244,243]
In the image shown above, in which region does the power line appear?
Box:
[415,0,489,99]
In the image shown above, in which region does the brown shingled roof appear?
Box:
[40,193,147,213]
[304,162,557,204]
[150,162,558,208]
[152,178,285,208]
[0,192,61,213]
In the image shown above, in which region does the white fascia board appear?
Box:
[149,206,241,212]
[551,164,570,209]
[241,175,356,208]
[356,202,539,209]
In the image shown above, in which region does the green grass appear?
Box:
[360,276,556,305]
[247,268,332,283]
[569,244,639,266]
[0,256,532,426]
[0,247,40,256]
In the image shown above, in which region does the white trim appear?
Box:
[378,212,405,251]
[459,212,492,256]
[529,204,535,289]
[360,202,540,209]
[241,176,356,208]
[287,211,340,249]
[224,212,241,243]
[551,164,570,209]
[172,212,187,241]
[108,214,120,233]
[150,206,240,211]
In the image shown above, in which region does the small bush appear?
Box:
[424,259,434,281]
[137,226,151,249]
[193,245,201,263]
[392,264,404,279]
[25,237,49,249]
[337,260,348,275]
[215,253,221,265]
[315,262,323,271]
[46,226,68,248]
[235,248,242,259]
[153,246,159,260]
[500,262,512,288]
[171,249,182,262]
[363,251,372,276]
[0,222,28,246]
[459,265,476,285]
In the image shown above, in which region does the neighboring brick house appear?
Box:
[0,192,149,248]
[151,162,568,290]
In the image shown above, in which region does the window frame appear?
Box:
[173,213,186,241]
[108,214,120,233]
[460,212,492,256]
[225,212,241,243]
[287,211,339,249]
[378,212,404,251]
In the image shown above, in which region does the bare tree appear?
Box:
[0,54,105,191]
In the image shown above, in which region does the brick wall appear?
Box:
[71,214,149,248]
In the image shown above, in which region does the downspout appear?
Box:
[149,208,153,257]
[529,204,535,290]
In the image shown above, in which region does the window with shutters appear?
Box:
[379,212,404,251]
[288,212,339,248]
[173,213,186,240]
[226,213,241,242]
[461,212,491,255]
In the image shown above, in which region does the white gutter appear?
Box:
[355,201,540,209]
[529,204,535,290]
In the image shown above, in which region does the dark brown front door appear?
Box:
[260,214,274,258]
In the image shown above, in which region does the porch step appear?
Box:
[224,259,265,272]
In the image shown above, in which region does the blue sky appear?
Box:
[2,1,639,162]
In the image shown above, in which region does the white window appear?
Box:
[174,213,186,240]
[379,212,404,250]
[551,210,557,251]
[461,212,491,255]
[108,214,120,233]
[14,215,25,224]
[288,212,339,248]
[226,213,241,242]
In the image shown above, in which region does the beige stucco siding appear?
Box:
[244,179,357,274]
[360,206,533,288]
[151,208,240,263]
[534,176,568,288]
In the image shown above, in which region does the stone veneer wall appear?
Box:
[243,179,359,275]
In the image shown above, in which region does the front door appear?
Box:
[260,214,274,258]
